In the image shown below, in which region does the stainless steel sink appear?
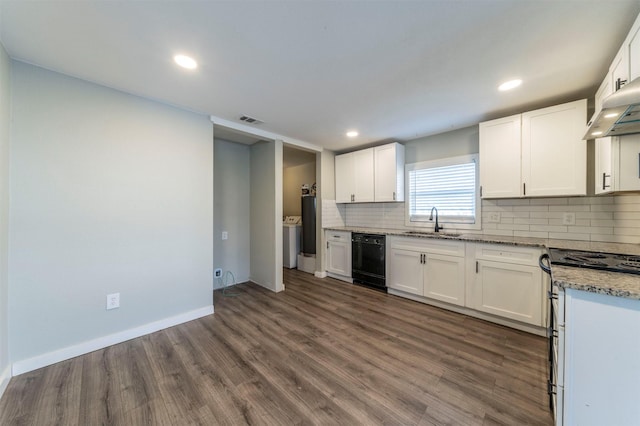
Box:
[404,231,461,237]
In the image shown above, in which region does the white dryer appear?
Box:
[283,217,302,269]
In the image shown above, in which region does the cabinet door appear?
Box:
[594,72,613,118]
[594,137,614,194]
[473,260,543,326]
[374,143,405,202]
[629,18,640,81]
[424,254,465,306]
[479,114,522,198]
[617,133,640,191]
[335,153,355,203]
[610,45,630,92]
[521,99,587,197]
[353,148,375,202]
[327,240,351,276]
[387,248,423,295]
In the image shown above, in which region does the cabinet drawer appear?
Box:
[475,243,542,266]
[388,236,465,257]
[326,231,350,242]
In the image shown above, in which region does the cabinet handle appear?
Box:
[326,241,329,249]
[523,182,526,196]
[480,186,483,197]
[638,153,640,179]
[393,191,396,201]
[616,77,628,91]
[475,261,479,273]
[602,172,611,190]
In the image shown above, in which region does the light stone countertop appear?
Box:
[324,226,640,300]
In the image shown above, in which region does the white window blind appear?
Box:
[408,158,477,224]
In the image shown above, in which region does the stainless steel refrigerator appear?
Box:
[301,195,316,255]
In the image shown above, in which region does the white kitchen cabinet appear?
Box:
[387,247,423,295]
[610,45,630,93]
[616,133,640,191]
[593,77,616,195]
[469,244,545,327]
[387,237,465,305]
[336,143,404,203]
[594,137,615,194]
[337,148,375,203]
[334,148,374,203]
[374,143,405,202]
[521,99,587,197]
[479,99,586,198]
[629,16,640,81]
[478,114,522,198]
[335,154,355,203]
[561,289,640,425]
[326,230,351,279]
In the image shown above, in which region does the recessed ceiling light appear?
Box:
[174,54,198,70]
[592,131,603,136]
[346,131,359,138]
[604,112,619,118]
[498,79,522,91]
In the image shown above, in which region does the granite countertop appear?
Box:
[324,226,640,300]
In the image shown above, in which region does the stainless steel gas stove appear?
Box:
[547,248,640,275]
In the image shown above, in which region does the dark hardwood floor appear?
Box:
[0,269,552,425]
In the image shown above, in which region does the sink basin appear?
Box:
[404,231,461,238]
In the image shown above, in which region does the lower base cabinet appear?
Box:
[469,243,546,327]
[472,260,543,326]
[387,238,547,331]
[326,231,351,278]
[387,237,465,306]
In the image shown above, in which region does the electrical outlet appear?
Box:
[222,231,228,240]
[488,212,501,223]
[106,293,120,310]
[562,212,576,226]
[214,268,222,278]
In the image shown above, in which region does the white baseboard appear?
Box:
[314,271,327,278]
[0,364,10,399]
[12,305,214,376]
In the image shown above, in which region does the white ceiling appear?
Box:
[1,1,639,152]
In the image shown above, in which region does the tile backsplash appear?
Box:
[323,195,640,244]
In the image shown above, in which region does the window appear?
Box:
[406,154,480,227]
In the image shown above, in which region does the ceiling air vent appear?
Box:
[239,115,263,125]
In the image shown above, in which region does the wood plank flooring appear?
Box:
[0,269,553,425]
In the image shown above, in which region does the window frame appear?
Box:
[404,154,481,231]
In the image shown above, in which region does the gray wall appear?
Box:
[0,43,10,390]
[283,161,315,216]
[214,139,251,286]
[404,125,479,164]
[9,62,214,363]
[250,140,283,292]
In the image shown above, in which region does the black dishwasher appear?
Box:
[352,233,386,291]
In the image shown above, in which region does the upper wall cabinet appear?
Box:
[479,99,587,199]
[591,13,640,195]
[478,114,522,198]
[335,142,404,203]
[374,143,405,202]
[335,148,374,203]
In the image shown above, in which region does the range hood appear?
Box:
[584,77,640,139]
